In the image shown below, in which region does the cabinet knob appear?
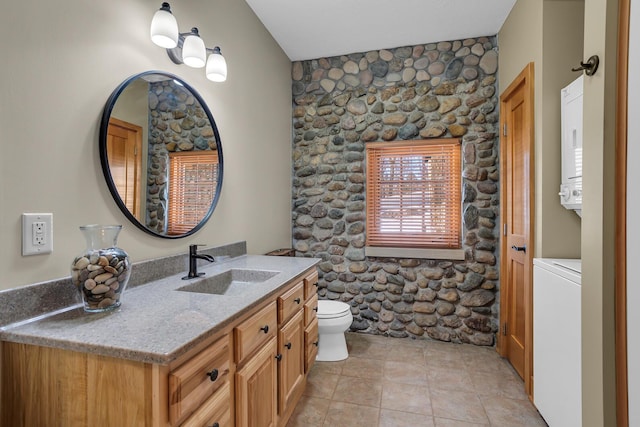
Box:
[206,369,219,382]
[313,306,318,312]
[260,325,269,334]
[275,353,282,361]
[314,282,318,287]
[294,298,301,304]
[313,341,319,347]
[285,342,292,350]
[208,423,219,427]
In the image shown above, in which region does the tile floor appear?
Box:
[287,332,548,427]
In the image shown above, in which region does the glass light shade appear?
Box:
[182,34,206,68]
[150,9,179,48]
[206,50,227,82]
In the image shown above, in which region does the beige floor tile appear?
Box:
[427,367,475,392]
[430,389,489,425]
[381,381,432,415]
[385,344,426,364]
[469,370,528,400]
[425,346,467,367]
[384,360,428,386]
[348,340,390,360]
[289,333,546,427]
[332,376,382,407]
[312,360,345,376]
[462,351,518,377]
[341,356,385,379]
[379,409,435,427]
[286,395,330,427]
[322,401,380,427]
[433,417,489,426]
[304,371,339,399]
[481,396,548,427]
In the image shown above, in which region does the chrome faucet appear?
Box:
[183,244,215,279]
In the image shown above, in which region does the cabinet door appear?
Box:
[304,317,319,373]
[235,337,277,427]
[277,310,305,415]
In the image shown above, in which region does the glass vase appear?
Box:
[70,225,131,313]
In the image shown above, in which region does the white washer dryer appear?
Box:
[533,258,582,427]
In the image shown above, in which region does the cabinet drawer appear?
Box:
[303,269,319,301]
[304,293,318,326]
[304,318,319,373]
[235,301,277,364]
[169,335,231,426]
[278,281,304,324]
[181,381,232,427]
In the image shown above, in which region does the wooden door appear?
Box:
[235,337,277,427]
[107,117,142,219]
[277,310,305,415]
[499,63,535,397]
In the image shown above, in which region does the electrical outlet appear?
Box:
[22,213,53,256]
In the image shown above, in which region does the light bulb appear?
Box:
[182,28,206,68]
[150,2,178,49]
[206,47,227,82]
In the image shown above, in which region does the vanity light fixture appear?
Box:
[150,2,228,82]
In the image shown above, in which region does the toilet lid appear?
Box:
[317,300,351,318]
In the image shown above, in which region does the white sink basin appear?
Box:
[175,268,280,296]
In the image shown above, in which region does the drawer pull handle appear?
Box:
[313,341,319,346]
[285,342,292,350]
[275,353,282,361]
[206,369,219,382]
[294,298,301,304]
[260,325,269,334]
[313,306,318,312]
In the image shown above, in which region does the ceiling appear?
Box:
[244,0,517,61]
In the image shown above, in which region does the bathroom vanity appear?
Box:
[0,254,319,427]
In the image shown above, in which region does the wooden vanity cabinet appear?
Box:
[0,266,318,427]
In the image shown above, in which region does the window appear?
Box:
[167,151,219,235]
[366,139,462,250]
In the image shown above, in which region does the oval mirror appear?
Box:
[99,71,223,238]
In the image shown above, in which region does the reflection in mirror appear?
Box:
[100,71,223,238]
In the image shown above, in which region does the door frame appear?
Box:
[498,62,535,398]
[616,0,630,424]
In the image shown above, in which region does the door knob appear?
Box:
[511,245,526,253]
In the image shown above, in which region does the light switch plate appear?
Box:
[22,213,53,256]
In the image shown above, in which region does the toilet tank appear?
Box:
[559,75,583,216]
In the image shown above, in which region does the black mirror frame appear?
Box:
[99,70,224,239]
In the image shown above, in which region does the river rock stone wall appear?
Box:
[291,37,500,345]
[146,81,218,233]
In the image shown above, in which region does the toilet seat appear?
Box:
[317,300,351,319]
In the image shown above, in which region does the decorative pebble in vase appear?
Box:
[70,225,131,312]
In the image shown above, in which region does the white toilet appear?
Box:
[316,300,353,361]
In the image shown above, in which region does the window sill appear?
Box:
[365,246,465,260]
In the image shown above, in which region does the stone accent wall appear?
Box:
[146,81,219,233]
[291,37,500,345]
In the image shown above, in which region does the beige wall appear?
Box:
[541,0,584,258]
[498,0,583,259]
[0,0,293,289]
[500,0,618,425]
[581,0,618,424]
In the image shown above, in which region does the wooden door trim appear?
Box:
[498,62,535,398]
[616,0,630,424]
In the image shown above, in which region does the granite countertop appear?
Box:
[0,255,319,365]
